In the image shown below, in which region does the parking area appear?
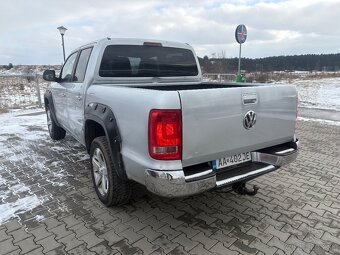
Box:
[0,110,340,255]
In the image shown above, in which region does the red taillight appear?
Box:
[148,109,182,160]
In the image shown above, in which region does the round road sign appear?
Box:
[235,24,247,44]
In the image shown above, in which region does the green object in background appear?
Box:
[235,74,246,83]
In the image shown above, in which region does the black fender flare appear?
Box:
[44,90,61,127]
[84,103,127,180]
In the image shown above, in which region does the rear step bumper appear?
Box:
[145,139,299,197]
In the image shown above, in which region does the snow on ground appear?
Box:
[298,116,340,126]
[0,109,48,140]
[0,109,48,223]
[291,78,340,111]
[276,77,340,125]
[0,109,87,223]
[0,195,41,224]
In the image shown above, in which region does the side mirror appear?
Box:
[43,70,56,82]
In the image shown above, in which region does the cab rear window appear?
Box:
[99,45,198,77]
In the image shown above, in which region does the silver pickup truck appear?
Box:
[43,38,299,206]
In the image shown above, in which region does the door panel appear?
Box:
[57,51,78,132]
[50,82,66,126]
[66,83,84,142]
[66,47,93,143]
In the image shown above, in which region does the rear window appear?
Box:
[99,45,198,77]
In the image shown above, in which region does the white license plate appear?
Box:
[213,152,252,170]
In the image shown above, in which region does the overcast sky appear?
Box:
[1,0,339,64]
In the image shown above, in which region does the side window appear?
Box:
[74,48,92,82]
[60,52,78,82]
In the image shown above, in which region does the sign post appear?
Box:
[235,24,247,82]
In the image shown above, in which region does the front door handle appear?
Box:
[62,93,66,97]
[76,95,82,101]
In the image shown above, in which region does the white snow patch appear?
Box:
[75,152,90,161]
[298,117,340,126]
[0,179,33,201]
[0,176,7,185]
[0,110,48,146]
[52,172,65,178]
[8,154,21,162]
[10,183,30,194]
[0,195,41,224]
[46,178,66,187]
[51,146,66,152]
[290,78,340,111]
[34,215,45,222]
[57,203,70,213]
[0,191,10,200]
[50,161,61,167]
[32,161,46,171]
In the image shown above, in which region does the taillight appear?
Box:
[148,109,182,160]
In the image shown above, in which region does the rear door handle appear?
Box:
[76,95,82,101]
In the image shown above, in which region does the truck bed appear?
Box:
[134,82,297,167]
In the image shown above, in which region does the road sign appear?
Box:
[235,24,247,81]
[235,24,247,44]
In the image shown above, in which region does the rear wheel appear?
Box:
[90,136,131,206]
[46,105,66,140]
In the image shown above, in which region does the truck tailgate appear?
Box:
[179,84,297,167]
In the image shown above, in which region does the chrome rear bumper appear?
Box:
[145,139,299,197]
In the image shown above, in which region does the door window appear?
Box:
[74,48,93,82]
[60,52,78,82]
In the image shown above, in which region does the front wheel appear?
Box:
[46,105,66,140]
[90,136,131,206]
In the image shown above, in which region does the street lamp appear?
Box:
[57,26,67,62]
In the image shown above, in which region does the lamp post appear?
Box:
[57,26,67,62]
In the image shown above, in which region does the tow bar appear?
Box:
[232,183,259,196]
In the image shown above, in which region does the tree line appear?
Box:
[199,53,340,73]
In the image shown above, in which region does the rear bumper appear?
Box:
[145,139,299,197]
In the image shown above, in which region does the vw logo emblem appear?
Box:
[243,111,256,129]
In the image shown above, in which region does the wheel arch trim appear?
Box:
[84,103,127,180]
[44,90,61,127]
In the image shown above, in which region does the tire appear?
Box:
[46,105,66,140]
[90,136,131,206]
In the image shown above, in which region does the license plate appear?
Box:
[213,152,252,170]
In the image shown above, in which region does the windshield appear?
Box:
[99,45,198,77]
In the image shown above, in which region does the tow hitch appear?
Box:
[232,183,259,196]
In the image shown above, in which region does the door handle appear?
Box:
[76,95,82,101]
[62,93,66,97]
[242,93,257,105]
